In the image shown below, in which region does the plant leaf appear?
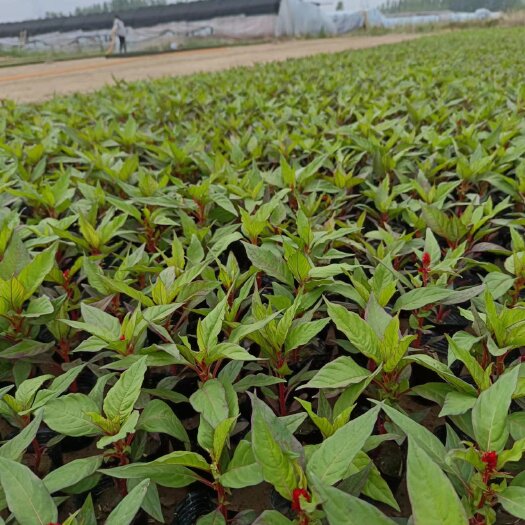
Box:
[103,357,147,423]
[406,439,468,525]
[44,393,101,437]
[307,407,379,485]
[105,478,150,525]
[43,456,103,494]
[300,356,370,390]
[0,457,58,525]
[472,366,520,452]
[137,399,189,445]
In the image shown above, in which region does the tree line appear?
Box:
[381,0,523,12]
[45,0,167,18]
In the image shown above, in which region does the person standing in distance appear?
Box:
[112,14,127,54]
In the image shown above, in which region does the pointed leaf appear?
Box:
[307,407,379,485]
[105,478,150,525]
[103,357,147,423]
[0,457,58,525]
[407,440,468,525]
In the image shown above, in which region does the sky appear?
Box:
[0,0,387,23]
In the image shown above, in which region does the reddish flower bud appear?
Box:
[422,252,431,267]
[481,450,498,471]
[291,488,311,512]
[119,335,126,341]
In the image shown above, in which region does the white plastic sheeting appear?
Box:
[0,14,276,52]
[274,0,336,37]
[366,8,499,29]
[275,0,501,37]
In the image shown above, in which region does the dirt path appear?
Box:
[0,33,422,104]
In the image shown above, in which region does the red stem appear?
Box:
[32,438,43,473]
[278,382,287,416]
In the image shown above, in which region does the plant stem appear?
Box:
[32,438,43,473]
[278,381,287,416]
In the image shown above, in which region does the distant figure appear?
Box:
[112,15,127,54]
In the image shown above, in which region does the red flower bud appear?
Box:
[291,488,311,512]
[481,450,498,471]
[119,335,126,341]
[422,252,431,267]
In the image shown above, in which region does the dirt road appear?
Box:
[0,33,422,104]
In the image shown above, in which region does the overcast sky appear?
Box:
[0,0,387,23]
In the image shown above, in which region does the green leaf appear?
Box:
[213,416,236,460]
[252,510,293,524]
[439,391,477,417]
[405,354,477,395]
[197,297,227,352]
[381,403,450,472]
[284,318,329,353]
[296,398,333,438]
[361,459,400,511]
[251,396,299,499]
[105,478,150,525]
[99,275,154,307]
[498,486,525,519]
[100,462,197,488]
[233,374,285,393]
[393,287,453,312]
[97,410,139,449]
[80,302,120,336]
[326,300,381,362]
[510,412,525,440]
[484,272,515,300]
[229,312,280,345]
[0,457,58,525]
[307,407,379,485]
[43,456,103,494]
[448,337,490,391]
[472,366,520,452]
[30,364,85,411]
[190,379,230,429]
[243,243,294,286]
[196,511,227,525]
[208,342,259,363]
[137,399,189,445]
[103,356,147,423]
[44,393,101,437]
[17,245,57,298]
[300,356,370,389]
[0,340,53,360]
[498,438,525,468]
[424,228,441,263]
[314,481,396,525]
[221,440,263,489]
[72,494,97,525]
[406,439,468,525]
[24,296,54,318]
[154,450,211,471]
[127,478,164,523]
[440,285,485,306]
[13,375,51,409]
[0,410,43,460]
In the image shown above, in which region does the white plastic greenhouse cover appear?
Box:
[275,0,501,37]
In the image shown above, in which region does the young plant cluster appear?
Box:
[0,27,525,525]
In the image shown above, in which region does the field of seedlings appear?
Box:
[0,27,525,525]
